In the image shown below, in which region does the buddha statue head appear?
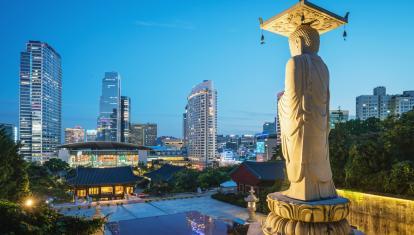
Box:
[288,24,320,56]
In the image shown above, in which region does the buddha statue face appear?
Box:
[288,24,320,57]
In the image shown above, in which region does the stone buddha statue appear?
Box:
[278,24,337,201]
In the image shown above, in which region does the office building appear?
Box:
[64,126,85,144]
[0,123,17,142]
[276,91,283,145]
[356,87,414,120]
[130,123,157,146]
[86,129,97,142]
[120,96,131,143]
[183,106,188,145]
[19,41,62,162]
[390,91,414,116]
[329,109,349,129]
[263,121,276,134]
[356,86,390,120]
[185,80,217,169]
[97,72,121,142]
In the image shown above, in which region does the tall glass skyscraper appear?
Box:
[19,41,62,162]
[120,96,131,143]
[185,80,217,169]
[97,72,121,142]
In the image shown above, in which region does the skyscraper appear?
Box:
[263,122,276,134]
[276,91,284,146]
[129,123,157,146]
[0,123,17,142]
[121,96,131,143]
[64,126,85,144]
[97,72,121,142]
[186,80,217,169]
[183,105,188,145]
[19,41,62,162]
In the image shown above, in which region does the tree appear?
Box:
[43,158,69,174]
[0,199,104,235]
[0,128,30,202]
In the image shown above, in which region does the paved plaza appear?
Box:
[62,195,264,223]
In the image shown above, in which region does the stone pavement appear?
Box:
[61,194,266,223]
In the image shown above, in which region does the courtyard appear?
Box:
[61,194,264,223]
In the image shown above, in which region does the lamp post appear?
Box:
[244,186,259,223]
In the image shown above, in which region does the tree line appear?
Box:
[329,110,414,197]
[0,129,103,234]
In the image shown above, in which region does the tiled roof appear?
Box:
[240,161,285,181]
[144,164,185,181]
[67,166,143,186]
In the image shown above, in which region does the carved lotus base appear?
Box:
[261,192,352,235]
[266,192,350,223]
[262,213,352,235]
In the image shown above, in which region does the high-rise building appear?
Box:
[120,96,131,143]
[64,126,85,144]
[356,87,414,120]
[276,91,284,145]
[263,121,276,134]
[329,109,349,129]
[183,106,188,145]
[19,41,62,162]
[186,80,217,169]
[130,123,157,146]
[97,72,121,142]
[86,129,97,142]
[0,123,17,142]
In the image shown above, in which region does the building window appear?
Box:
[88,187,99,195]
[101,186,113,194]
[115,186,124,195]
[126,186,133,194]
[77,189,86,197]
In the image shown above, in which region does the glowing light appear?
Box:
[25,198,34,207]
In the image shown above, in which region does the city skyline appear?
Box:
[1,0,414,137]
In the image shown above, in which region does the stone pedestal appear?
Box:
[262,192,352,235]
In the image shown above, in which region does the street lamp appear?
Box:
[24,198,34,208]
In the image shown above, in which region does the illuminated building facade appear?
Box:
[59,142,150,167]
[64,126,85,144]
[129,123,157,146]
[19,41,62,162]
[97,72,121,142]
[120,96,131,143]
[67,166,143,201]
[186,80,217,169]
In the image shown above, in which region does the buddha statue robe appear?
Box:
[279,52,337,201]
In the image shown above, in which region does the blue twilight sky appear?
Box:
[0,0,413,137]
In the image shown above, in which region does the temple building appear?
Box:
[67,166,143,200]
[230,161,285,194]
[58,142,151,167]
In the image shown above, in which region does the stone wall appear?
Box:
[337,189,414,235]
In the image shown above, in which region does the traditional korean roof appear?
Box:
[67,166,143,187]
[60,141,152,150]
[144,164,185,182]
[230,161,285,185]
[244,161,285,181]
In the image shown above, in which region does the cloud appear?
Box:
[134,20,195,30]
